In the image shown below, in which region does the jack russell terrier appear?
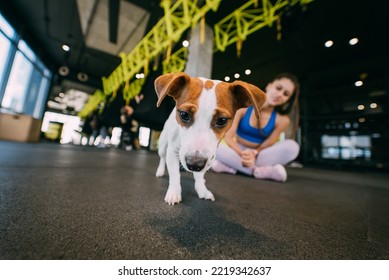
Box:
[154,72,266,205]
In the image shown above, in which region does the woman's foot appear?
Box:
[253,164,287,182]
[211,160,237,174]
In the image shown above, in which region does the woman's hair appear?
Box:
[271,73,300,139]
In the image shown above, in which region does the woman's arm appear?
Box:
[224,108,246,156]
[256,114,290,152]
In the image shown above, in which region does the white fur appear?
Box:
[155,73,266,205]
[156,79,220,205]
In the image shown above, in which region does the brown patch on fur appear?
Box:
[204,80,214,91]
[210,82,236,140]
[175,78,203,107]
[211,107,234,140]
[174,77,204,127]
[212,81,267,140]
[215,82,236,116]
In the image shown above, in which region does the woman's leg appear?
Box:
[213,143,253,175]
[253,140,300,182]
[256,139,300,166]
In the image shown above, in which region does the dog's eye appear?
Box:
[179,110,191,123]
[215,117,228,128]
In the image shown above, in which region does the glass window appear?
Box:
[0,32,12,89]
[0,13,15,39]
[18,39,36,62]
[321,135,372,160]
[0,12,52,119]
[23,69,43,115]
[1,50,34,113]
[321,135,338,147]
[33,76,51,119]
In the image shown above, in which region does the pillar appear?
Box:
[184,22,214,78]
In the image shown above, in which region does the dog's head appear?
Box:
[155,72,266,172]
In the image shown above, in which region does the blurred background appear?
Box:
[0,0,388,173]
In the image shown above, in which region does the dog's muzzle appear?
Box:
[185,153,207,172]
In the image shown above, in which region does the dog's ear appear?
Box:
[229,81,267,118]
[154,72,191,107]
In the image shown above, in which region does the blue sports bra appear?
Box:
[236,106,276,144]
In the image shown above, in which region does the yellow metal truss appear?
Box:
[163,47,188,74]
[122,78,146,104]
[78,89,105,118]
[214,0,313,54]
[102,0,221,96]
[85,0,314,119]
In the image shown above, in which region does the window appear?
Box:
[18,40,36,62]
[1,50,34,113]
[0,32,12,90]
[0,13,15,39]
[321,135,371,160]
[0,12,52,119]
[33,76,51,119]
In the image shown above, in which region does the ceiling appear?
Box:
[1,0,387,91]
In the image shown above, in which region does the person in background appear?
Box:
[88,108,109,148]
[212,73,300,182]
[119,93,144,151]
[119,105,135,151]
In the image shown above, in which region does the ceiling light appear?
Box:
[358,117,365,123]
[77,72,88,82]
[224,76,230,82]
[324,40,333,48]
[58,66,69,76]
[62,44,70,51]
[182,40,189,48]
[355,80,363,87]
[245,69,251,75]
[370,103,377,109]
[234,73,240,79]
[357,105,365,110]
[349,38,359,45]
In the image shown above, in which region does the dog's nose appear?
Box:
[185,155,207,172]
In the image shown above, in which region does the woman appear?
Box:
[212,73,300,182]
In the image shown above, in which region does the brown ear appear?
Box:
[154,72,191,107]
[229,81,266,118]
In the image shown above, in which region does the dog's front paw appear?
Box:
[164,188,182,205]
[196,188,215,201]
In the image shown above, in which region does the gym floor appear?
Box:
[0,141,388,259]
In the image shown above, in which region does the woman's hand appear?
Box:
[241,149,258,168]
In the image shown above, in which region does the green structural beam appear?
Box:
[78,89,105,118]
[163,47,188,74]
[102,0,221,96]
[214,0,313,54]
[81,0,313,119]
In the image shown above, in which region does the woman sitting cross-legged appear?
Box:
[212,73,301,182]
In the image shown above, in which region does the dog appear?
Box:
[154,72,266,205]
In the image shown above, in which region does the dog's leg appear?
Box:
[155,129,167,177]
[193,172,215,201]
[164,147,182,205]
[155,158,166,177]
